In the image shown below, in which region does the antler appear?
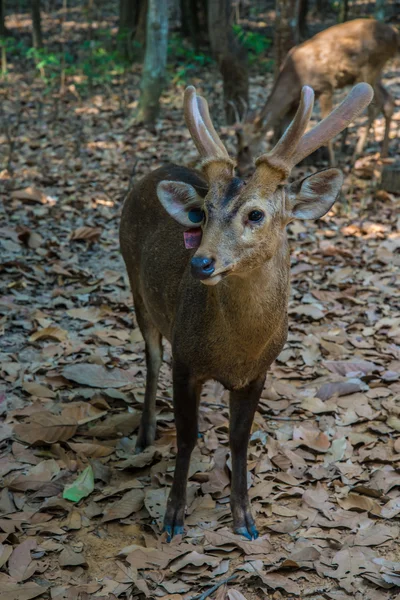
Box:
[196,94,229,157]
[255,83,374,177]
[184,86,230,160]
[292,83,373,165]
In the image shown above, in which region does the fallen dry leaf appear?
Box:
[59,546,87,567]
[205,528,272,555]
[29,326,68,342]
[8,538,37,582]
[13,412,77,444]
[0,581,50,600]
[169,551,220,573]
[102,489,145,522]
[0,543,13,568]
[63,363,139,388]
[21,381,56,398]
[70,226,102,241]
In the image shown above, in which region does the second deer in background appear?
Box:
[235,19,399,175]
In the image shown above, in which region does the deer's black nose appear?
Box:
[191,256,215,280]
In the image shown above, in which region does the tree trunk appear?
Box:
[297,0,309,40]
[338,0,349,23]
[118,0,147,59]
[31,0,43,49]
[315,0,330,18]
[375,0,385,22]
[170,0,181,27]
[381,164,400,194]
[119,0,138,32]
[274,0,297,79]
[0,0,6,37]
[137,0,169,126]
[135,0,148,47]
[208,0,249,125]
[181,0,200,49]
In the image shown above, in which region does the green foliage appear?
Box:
[233,24,271,61]
[27,47,66,86]
[0,29,130,92]
[168,33,213,83]
[78,40,128,86]
[0,36,29,60]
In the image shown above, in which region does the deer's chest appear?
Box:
[172,297,288,390]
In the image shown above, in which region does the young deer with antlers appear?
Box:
[236,19,397,175]
[120,82,373,540]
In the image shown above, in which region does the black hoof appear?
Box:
[163,523,185,542]
[135,423,156,454]
[234,523,259,540]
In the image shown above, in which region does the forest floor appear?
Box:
[1,5,400,600]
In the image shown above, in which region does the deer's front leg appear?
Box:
[229,376,264,540]
[163,362,200,541]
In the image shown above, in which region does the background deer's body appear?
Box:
[120,83,373,540]
[237,19,398,173]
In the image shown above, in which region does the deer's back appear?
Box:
[119,164,208,339]
[289,19,398,92]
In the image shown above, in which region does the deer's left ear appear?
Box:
[157,180,205,227]
[288,168,343,220]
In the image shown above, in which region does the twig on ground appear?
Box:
[192,574,238,600]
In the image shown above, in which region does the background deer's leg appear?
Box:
[380,83,394,158]
[354,82,382,158]
[229,376,265,540]
[340,127,349,154]
[163,363,200,540]
[134,297,163,453]
[319,91,335,166]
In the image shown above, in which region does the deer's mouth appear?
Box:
[201,268,230,286]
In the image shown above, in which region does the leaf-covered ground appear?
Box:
[1,6,400,600]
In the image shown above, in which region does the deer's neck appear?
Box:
[209,240,290,358]
[258,70,301,131]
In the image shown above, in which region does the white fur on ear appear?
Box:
[157,181,203,226]
[289,168,343,220]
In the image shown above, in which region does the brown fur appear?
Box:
[119,83,372,540]
[120,164,289,390]
[236,19,398,173]
[120,162,291,540]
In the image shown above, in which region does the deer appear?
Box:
[119,82,373,540]
[235,19,398,175]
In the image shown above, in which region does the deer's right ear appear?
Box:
[157,181,205,227]
[287,169,343,220]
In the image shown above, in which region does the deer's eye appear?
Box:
[188,208,204,224]
[248,210,264,222]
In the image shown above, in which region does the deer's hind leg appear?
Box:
[354,81,394,158]
[379,83,394,158]
[319,92,335,166]
[134,295,163,453]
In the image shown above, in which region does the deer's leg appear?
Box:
[134,298,163,453]
[355,83,382,158]
[355,102,378,157]
[340,128,349,154]
[163,363,200,540]
[380,84,394,158]
[229,376,265,540]
[319,92,335,166]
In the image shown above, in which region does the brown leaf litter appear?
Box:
[1,4,400,600]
